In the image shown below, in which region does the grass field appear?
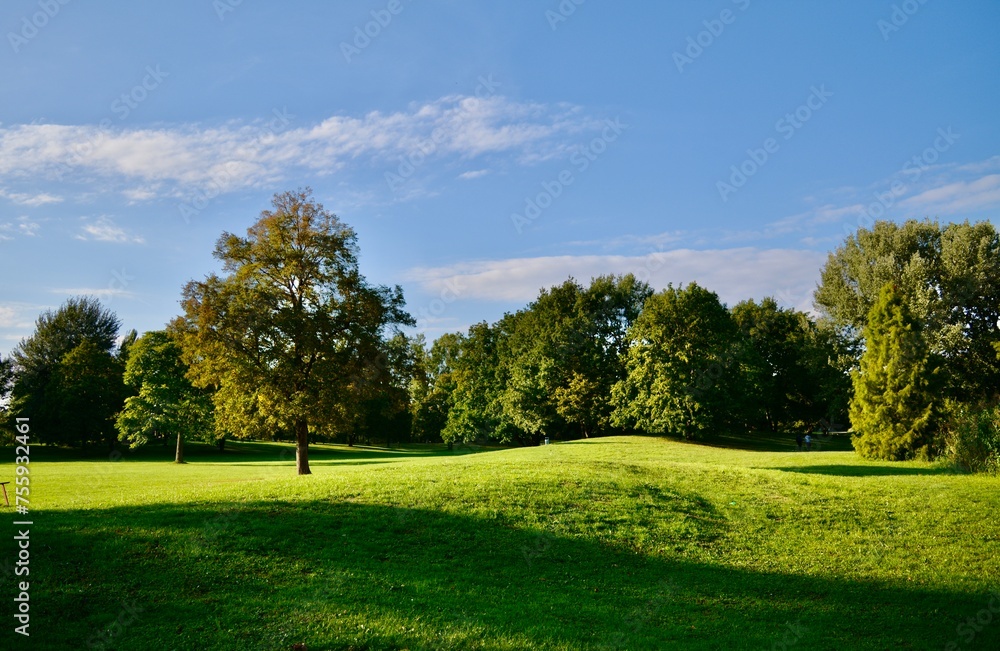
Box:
[2,435,999,650]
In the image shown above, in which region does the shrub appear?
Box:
[943,404,1000,474]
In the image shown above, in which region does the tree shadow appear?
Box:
[766,464,956,477]
[15,499,996,650]
[4,440,500,465]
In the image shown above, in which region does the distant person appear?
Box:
[804,434,812,451]
[796,433,803,451]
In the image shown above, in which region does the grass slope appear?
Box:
[1,436,998,650]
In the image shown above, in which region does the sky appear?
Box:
[1,0,998,355]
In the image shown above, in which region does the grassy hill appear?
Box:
[2,436,998,650]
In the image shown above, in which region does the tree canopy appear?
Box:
[117,330,215,463]
[7,296,128,446]
[815,219,1000,403]
[850,284,938,460]
[173,189,413,474]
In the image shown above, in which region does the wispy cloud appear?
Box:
[0,96,599,199]
[76,216,145,244]
[406,248,825,314]
[762,155,1000,243]
[0,217,41,240]
[0,189,63,206]
[899,173,1000,215]
[49,287,135,300]
[458,169,491,180]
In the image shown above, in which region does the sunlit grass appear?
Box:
[2,435,998,649]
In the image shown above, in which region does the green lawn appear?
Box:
[2,436,998,650]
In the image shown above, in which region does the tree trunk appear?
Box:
[217,437,226,453]
[348,434,354,447]
[175,433,185,464]
[295,418,311,475]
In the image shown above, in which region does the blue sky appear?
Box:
[1,0,998,354]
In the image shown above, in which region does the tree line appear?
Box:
[1,191,997,473]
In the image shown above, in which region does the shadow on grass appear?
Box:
[12,499,997,650]
[767,464,956,477]
[682,431,856,453]
[1,440,501,465]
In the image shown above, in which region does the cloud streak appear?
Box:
[406,248,826,314]
[0,96,598,199]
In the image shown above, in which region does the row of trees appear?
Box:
[408,279,850,447]
[816,219,1000,464]
[1,189,996,472]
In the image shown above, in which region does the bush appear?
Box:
[943,404,1000,474]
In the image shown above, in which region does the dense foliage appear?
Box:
[2,210,995,471]
[849,285,938,460]
[172,189,413,474]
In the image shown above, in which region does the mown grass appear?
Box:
[1,435,998,650]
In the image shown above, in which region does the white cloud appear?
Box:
[49,287,135,300]
[0,96,599,199]
[0,217,41,240]
[406,248,825,314]
[899,173,1000,215]
[0,189,63,206]
[458,169,490,180]
[76,216,145,244]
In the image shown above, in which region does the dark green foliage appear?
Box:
[116,330,215,460]
[611,283,742,439]
[732,298,850,432]
[816,219,1000,403]
[7,296,126,446]
[942,403,1000,474]
[850,285,938,460]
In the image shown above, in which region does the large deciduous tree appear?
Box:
[173,189,413,475]
[116,330,215,463]
[611,283,742,439]
[850,284,938,460]
[815,219,1000,403]
[8,297,128,446]
[732,298,850,431]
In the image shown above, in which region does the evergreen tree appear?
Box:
[850,284,938,460]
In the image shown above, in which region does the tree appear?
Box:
[850,284,938,460]
[173,189,413,475]
[8,297,125,446]
[410,333,461,444]
[0,353,12,404]
[611,283,741,439]
[492,275,652,443]
[442,322,519,445]
[816,219,1000,403]
[116,330,214,463]
[731,298,850,432]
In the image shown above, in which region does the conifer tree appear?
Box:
[850,284,938,460]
